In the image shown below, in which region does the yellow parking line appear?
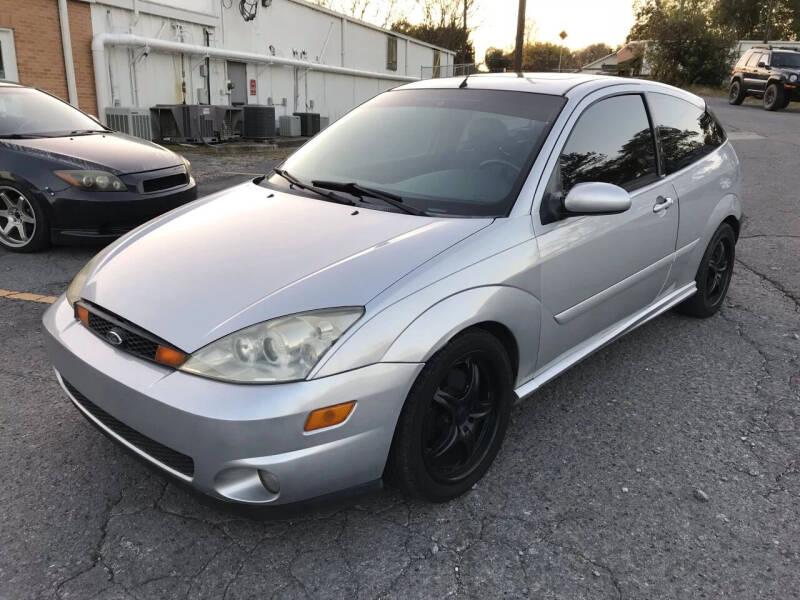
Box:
[0,289,58,304]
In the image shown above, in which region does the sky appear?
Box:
[468,0,637,60]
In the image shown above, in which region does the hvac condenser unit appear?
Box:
[105,107,154,140]
[151,105,243,143]
[293,112,321,136]
[279,115,301,137]
[242,105,276,140]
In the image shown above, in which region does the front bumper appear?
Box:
[48,180,197,244]
[43,296,422,505]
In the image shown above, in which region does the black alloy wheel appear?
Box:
[386,329,513,502]
[676,223,736,318]
[422,353,500,484]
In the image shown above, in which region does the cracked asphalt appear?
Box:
[1,99,798,599]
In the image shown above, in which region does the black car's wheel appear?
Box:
[764,83,786,111]
[386,329,513,502]
[675,223,736,318]
[0,183,49,252]
[728,79,746,105]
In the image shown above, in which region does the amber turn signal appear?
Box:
[75,305,90,326]
[304,401,356,432]
[155,345,188,367]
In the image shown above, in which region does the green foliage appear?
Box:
[714,0,800,40]
[392,18,474,64]
[484,42,613,73]
[630,0,736,86]
[484,47,510,72]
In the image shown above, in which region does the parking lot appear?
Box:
[1,98,798,599]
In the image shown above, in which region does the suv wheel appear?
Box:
[728,79,746,105]
[386,329,513,502]
[764,83,786,111]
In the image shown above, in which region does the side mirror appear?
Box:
[757,61,767,68]
[563,182,631,216]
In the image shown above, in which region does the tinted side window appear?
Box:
[554,94,658,196]
[746,52,762,67]
[648,93,726,174]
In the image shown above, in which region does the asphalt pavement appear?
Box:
[0,99,798,599]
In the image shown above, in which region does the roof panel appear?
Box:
[396,72,613,95]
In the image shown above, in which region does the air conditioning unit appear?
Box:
[319,116,330,131]
[293,112,321,136]
[242,105,276,140]
[279,115,301,137]
[105,107,154,140]
[150,105,243,143]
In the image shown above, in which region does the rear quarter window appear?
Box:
[647,93,726,175]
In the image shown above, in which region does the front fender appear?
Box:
[315,286,541,387]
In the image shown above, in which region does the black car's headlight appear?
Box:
[55,170,127,192]
[790,74,798,83]
[180,308,364,383]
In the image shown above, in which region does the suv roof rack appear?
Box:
[752,44,800,52]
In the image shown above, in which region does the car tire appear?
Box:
[728,79,746,105]
[763,83,786,111]
[385,329,514,502]
[0,181,50,253]
[779,94,792,109]
[675,223,736,319]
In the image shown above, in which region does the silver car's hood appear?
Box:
[82,183,491,351]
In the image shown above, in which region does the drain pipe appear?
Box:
[91,32,419,123]
[58,0,79,107]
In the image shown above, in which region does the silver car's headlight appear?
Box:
[66,253,102,307]
[180,308,364,383]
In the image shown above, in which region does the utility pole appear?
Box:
[463,0,468,67]
[764,0,775,43]
[514,0,526,72]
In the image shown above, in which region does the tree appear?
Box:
[714,0,800,41]
[485,47,511,72]
[630,0,736,86]
[392,1,478,65]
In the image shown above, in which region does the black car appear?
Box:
[0,82,197,252]
[729,45,800,111]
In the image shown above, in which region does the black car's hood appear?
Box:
[2,132,182,175]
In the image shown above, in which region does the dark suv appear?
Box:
[729,45,800,111]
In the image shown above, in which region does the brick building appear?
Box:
[0,0,97,116]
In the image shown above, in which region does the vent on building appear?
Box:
[242,105,276,140]
[105,107,154,140]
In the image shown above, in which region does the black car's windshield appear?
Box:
[269,88,565,217]
[771,52,800,68]
[0,87,105,138]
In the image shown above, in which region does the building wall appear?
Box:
[0,0,97,115]
[91,0,454,126]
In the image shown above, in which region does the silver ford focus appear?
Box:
[43,74,741,506]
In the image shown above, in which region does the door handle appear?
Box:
[653,196,674,213]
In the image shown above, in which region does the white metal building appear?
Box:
[90,0,455,125]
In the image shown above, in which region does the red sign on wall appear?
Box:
[249,79,257,96]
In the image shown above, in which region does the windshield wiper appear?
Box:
[68,129,108,135]
[311,180,425,216]
[272,168,356,207]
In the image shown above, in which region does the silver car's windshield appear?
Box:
[268,88,565,217]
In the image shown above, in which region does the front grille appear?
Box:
[142,172,188,193]
[63,379,195,478]
[85,308,159,362]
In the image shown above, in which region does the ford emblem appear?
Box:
[106,329,124,346]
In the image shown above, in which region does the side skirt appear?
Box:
[513,282,697,402]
